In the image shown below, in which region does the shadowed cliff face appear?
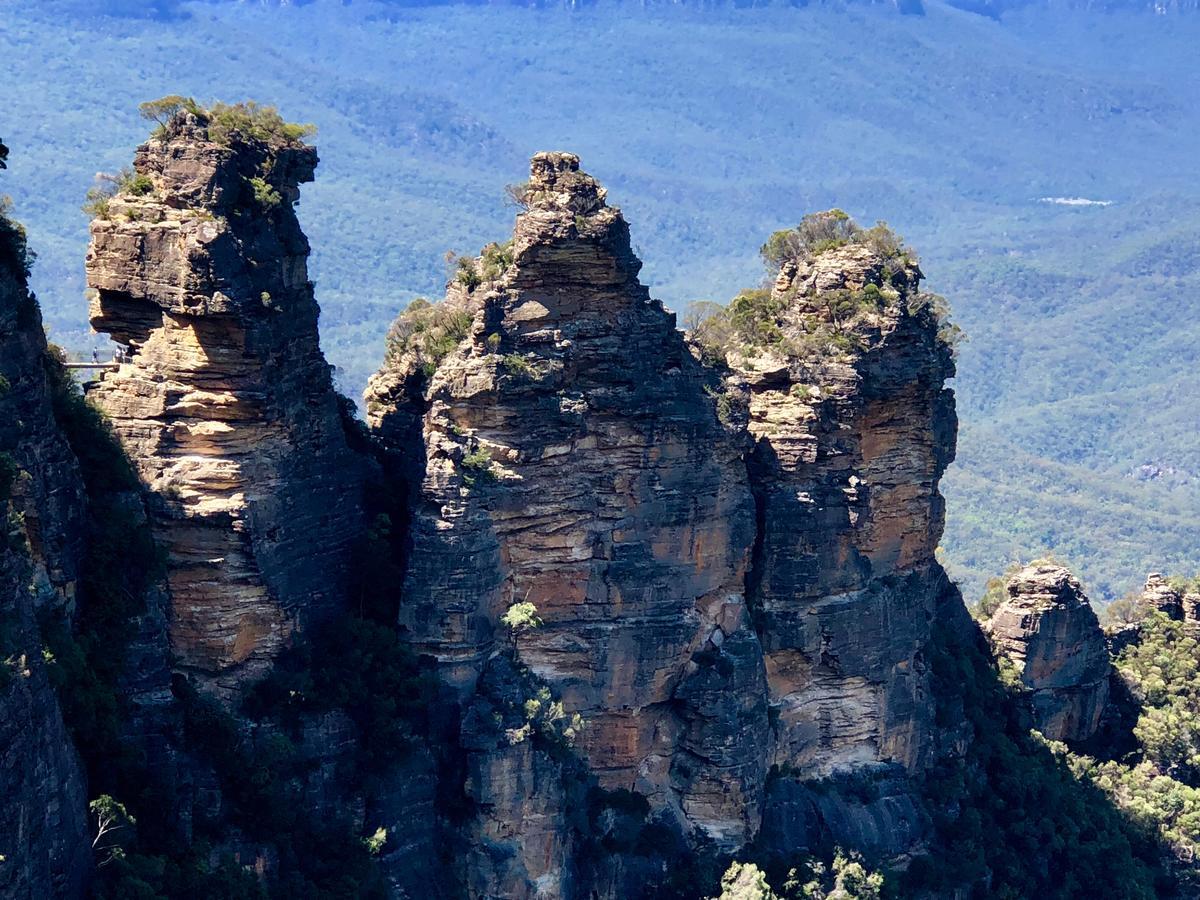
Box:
[84,116,364,696]
[367,152,768,881]
[0,196,90,900]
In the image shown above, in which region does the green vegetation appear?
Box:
[249,175,282,210]
[207,101,315,147]
[1116,614,1200,778]
[82,167,156,219]
[9,3,1200,602]
[242,614,433,775]
[137,94,205,136]
[0,195,34,278]
[688,214,953,366]
[759,210,914,278]
[901,616,1165,898]
[501,352,531,375]
[501,599,542,654]
[460,446,496,486]
[712,852,885,899]
[479,239,514,280]
[138,95,315,148]
[382,296,473,377]
[970,561,1021,620]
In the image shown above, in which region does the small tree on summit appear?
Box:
[138,95,203,136]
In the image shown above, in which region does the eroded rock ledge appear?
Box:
[84,115,364,695]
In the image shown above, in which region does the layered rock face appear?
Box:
[1136,572,1200,622]
[988,562,1110,742]
[84,116,363,695]
[367,153,767,876]
[726,242,957,777]
[0,202,90,899]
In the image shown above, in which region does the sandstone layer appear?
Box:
[84,115,364,695]
[367,152,768,884]
[988,562,1110,742]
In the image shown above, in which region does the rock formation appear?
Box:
[84,112,364,695]
[988,562,1110,742]
[721,235,958,780]
[366,167,967,891]
[367,152,768,888]
[0,192,90,899]
[1135,572,1200,622]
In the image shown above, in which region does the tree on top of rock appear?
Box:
[136,95,316,148]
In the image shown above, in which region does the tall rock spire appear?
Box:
[367,152,768,887]
[84,106,364,696]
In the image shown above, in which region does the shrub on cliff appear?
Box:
[138,93,205,136]
[903,617,1163,898]
[686,211,956,367]
[383,296,473,376]
[1116,612,1200,779]
[207,100,315,147]
[0,195,35,278]
[81,167,156,220]
[760,210,913,277]
[137,95,315,147]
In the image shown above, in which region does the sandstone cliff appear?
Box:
[367,153,767,886]
[717,231,957,780]
[365,167,967,894]
[987,561,1110,742]
[1135,572,1200,622]
[84,112,364,696]
[0,191,90,899]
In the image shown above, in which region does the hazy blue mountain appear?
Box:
[4,0,1198,600]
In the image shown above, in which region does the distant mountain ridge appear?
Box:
[47,0,1200,20]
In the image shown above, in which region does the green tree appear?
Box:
[90,795,135,868]
[971,561,1022,620]
[713,862,779,900]
[137,94,202,134]
[501,600,542,654]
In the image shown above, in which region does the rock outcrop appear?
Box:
[719,235,956,779]
[0,196,90,899]
[84,114,364,696]
[366,168,967,891]
[988,562,1110,742]
[367,152,767,886]
[1135,572,1200,622]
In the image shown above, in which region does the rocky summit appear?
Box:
[1,112,1191,900]
[84,112,364,697]
[367,151,766,886]
[360,157,964,891]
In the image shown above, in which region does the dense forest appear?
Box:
[3,0,1199,601]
